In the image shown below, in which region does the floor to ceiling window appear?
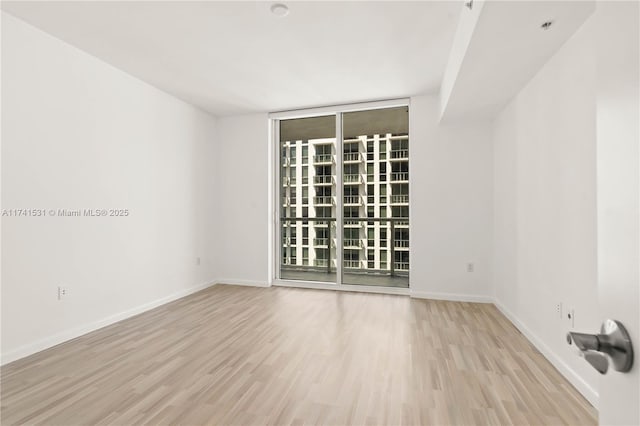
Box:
[279,114,337,283]
[276,101,409,289]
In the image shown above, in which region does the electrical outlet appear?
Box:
[556,302,563,319]
[57,286,67,300]
[466,262,474,272]
[196,257,201,266]
[566,306,575,329]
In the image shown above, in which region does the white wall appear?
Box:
[492,16,600,405]
[214,114,270,286]
[1,13,496,365]
[1,13,218,364]
[410,95,494,301]
[212,99,495,299]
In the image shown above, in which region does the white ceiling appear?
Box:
[440,0,595,121]
[1,1,462,116]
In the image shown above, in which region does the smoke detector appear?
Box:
[271,3,289,17]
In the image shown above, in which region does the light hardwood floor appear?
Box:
[1,285,596,425]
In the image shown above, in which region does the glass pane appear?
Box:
[279,115,336,283]
[341,106,409,288]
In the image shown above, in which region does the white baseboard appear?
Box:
[215,279,271,288]
[1,280,217,366]
[410,290,493,303]
[493,300,599,408]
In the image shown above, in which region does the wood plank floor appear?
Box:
[1,285,597,425]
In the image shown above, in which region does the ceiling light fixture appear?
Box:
[541,20,554,30]
[271,3,289,17]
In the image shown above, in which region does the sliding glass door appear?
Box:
[341,107,409,287]
[277,103,409,288]
[279,115,337,283]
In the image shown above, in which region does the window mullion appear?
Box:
[274,119,282,281]
[335,113,344,286]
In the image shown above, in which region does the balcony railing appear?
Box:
[344,260,360,269]
[343,239,362,248]
[313,196,333,206]
[313,238,329,246]
[282,177,289,186]
[344,174,361,184]
[314,175,333,185]
[344,195,361,205]
[390,149,409,160]
[344,220,363,227]
[394,262,409,271]
[390,172,409,182]
[343,152,361,162]
[394,239,409,248]
[313,154,333,164]
[280,217,409,277]
[314,259,329,267]
[390,194,409,204]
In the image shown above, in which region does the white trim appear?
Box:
[493,299,599,408]
[410,290,493,303]
[216,279,271,288]
[335,112,344,285]
[270,118,279,284]
[1,280,217,366]
[269,98,411,120]
[270,98,412,290]
[274,279,410,296]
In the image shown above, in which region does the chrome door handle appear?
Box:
[582,350,609,374]
[567,319,633,374]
